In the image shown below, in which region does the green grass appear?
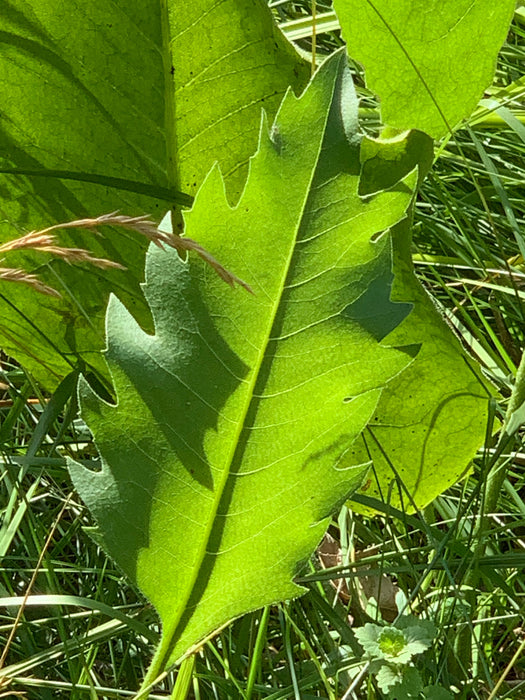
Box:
[1,4,525,699]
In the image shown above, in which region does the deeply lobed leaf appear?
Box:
[70,53,418,669]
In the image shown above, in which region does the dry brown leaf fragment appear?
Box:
[317,534,399,622]
[318,532,351,603]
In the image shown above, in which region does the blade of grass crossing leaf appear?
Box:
[279,12,340,42]
[24,371,79,464]
[0,168,193,206]
[281,606,301,700]
[0,619,128,678]
[0,495,73,672]
[484,352,525,517]
[311,0,317,75]
[476,100,525,142]
[0,292,78,382]
[9,677,168,700]
[460,284,518,373]
[0,372,78,557]
[285,604,337,700]
[424,280,513,379]
[0,380,33,445]
[0,474,41,559]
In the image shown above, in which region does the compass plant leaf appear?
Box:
[69,53,418,674]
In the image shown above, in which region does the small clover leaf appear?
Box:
[354,617,447,698]
[355,620,433,665]
[376,663,405,693]
[403,626,434,657]
[379,627,412,663]
[397,616,436,643]
[378,664,424,698]
[401,667,425,697]
[354,623,384,656]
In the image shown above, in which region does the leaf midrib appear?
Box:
[158,65,341,663]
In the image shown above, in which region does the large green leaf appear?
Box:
[0,0,307,387]
[168,0,309,199]
[351,130,493,513]
[332,0,515,138]
[69,53,418,675]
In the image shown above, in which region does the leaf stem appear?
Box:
[137,649,169,697]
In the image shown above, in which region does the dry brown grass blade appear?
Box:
[51,212,254,293]
[173,235,253,293]
[0,231,56,253]
[0,267,61,297]
[0,212,252,295]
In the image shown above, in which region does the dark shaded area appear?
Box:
[359,129,434,196]
[342,264,412,341]
[0,4,171,387]
[76,246,249,581]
